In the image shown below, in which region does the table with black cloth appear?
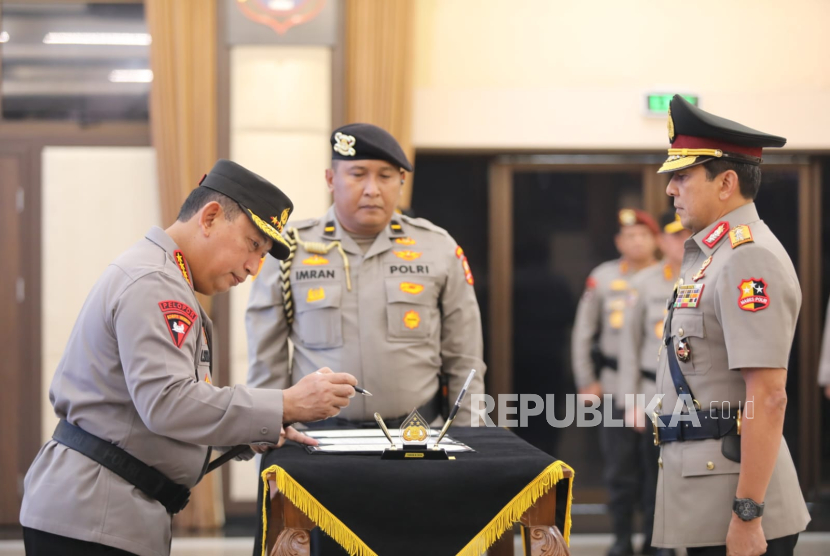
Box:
[254,427,574,556]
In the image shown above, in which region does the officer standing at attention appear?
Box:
[246,123,485,428]
[816,299,830,399]
[617,211,690,556]
[651,95,810,556]
[20,160,357,556]
[571,208,659,556]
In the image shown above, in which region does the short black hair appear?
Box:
[177,187,242,222]
[703,159,762,200]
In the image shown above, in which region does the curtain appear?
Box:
[345,0,416,208]
[146,0,223,530]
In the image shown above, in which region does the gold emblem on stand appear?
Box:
[400,409,431,445]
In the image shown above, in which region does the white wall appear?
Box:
[412,0,830,150]
[228,45,332,502]
[41,147,159,442]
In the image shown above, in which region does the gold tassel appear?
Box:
[455,460,575,556]
[260,465,378,556]
[260,460,574,556]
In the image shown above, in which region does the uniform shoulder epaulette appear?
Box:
[399,214,450,238]
[287,217,319,231]
[729,224,754,249]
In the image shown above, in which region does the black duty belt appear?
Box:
[600,355,618,371]
[53,420,191,514]
[654,409,739,443]
[305,391,442,430]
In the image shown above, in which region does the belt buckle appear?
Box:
[651,412,660,446]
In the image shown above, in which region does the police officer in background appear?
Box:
[817,299,830,399]
[617,211,690,556]
[571,208,659,556]
[20,161,357,556]
[651,95,810,556]
[246,123,485,429]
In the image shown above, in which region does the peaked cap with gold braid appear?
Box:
[658,95,786,174]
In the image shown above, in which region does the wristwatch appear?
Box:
[733,497,765,521]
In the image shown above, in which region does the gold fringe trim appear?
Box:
[260,465,378,556]
[455,460,575,556]
[260,460,575,556]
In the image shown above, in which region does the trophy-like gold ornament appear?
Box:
[377,408,448,460]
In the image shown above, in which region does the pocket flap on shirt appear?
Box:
[672,312,705,339]
[385,279,433,306]
[681,442,741,477]
[295,284,342,313]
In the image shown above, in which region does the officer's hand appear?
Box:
[824,385,830,400]
[578,382,603,404]
[251,426,319,452]
[725,515,767,556]
[283,367,357,423]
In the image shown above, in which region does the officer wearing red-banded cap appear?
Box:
[652,95,809,556]
[571,208,659,556]
[20,160,357,556]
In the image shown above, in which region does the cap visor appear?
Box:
[663,221,685,234]
[242,206,291,259]
[657,155,715,174]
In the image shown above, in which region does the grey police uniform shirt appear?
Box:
[246,206,486,425]
[618,263,676,406]
[572,259,645,407]
[818,298,830,387]
[652,203,810,548]
[20,227,285,556]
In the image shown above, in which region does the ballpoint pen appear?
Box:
[434,368,476,447]
[374,412,396,448]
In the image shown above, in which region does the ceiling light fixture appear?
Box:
[43,32,151,46]
[109,69,154,83]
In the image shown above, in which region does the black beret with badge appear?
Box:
[658,94,787,174]
[331,123,413,172]
[198,159,293,259]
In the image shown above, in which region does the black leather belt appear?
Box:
[305,391,442,430]
[654,410,739,443]
[600,355,618,371]
[53,420,191,514]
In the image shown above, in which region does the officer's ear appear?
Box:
[325,167,336,194]
[717,169,741,201]
[400,169,406,186]
[198,201,223,235]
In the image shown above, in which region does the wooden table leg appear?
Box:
[267,479,315,556]
[519,489,570,556]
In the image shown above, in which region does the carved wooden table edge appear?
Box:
[265,467,572,556]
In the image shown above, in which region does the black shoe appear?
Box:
[607,539,634,556]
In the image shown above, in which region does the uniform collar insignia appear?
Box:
[702,221,729,248]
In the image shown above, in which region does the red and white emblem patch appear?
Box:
[158,300,198,348]
[703,221,730,248]
[738,278,770,312]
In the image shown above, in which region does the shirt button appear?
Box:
[706,461,715,470]
[658,457,663,469]
[260,427,269,435]
[679,278,685,286]
[679,327,685,337]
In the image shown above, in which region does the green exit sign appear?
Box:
[646,93,699,114]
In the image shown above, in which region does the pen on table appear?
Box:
[434,368,476,447]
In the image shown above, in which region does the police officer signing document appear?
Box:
[20,161,357,556]
[652,96,810,556]
[246,123,486,428]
